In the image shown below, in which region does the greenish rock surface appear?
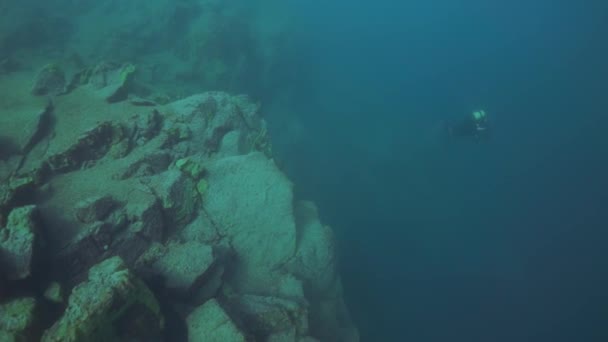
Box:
[175,157,206,179]
[289,201,337,295]
[0,205,39,280]
[196,179,208,195]
[139,240,215,294]
[44,281,64,304]
[203,152,296,294]
[149,169,199,229]
[45,121,125,173]
[75,62,136,103]
[31,63,66,96]
[42,256,163,342]
[0,74,359,341]
[73,195,118,224]
[187,299,246,342]
[0,297,37,341]
[227,294,309,338]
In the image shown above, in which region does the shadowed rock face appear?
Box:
[0,205,40,281]
[0,1,359,339]
[0,58,359,341]
[41,256,164,342]
[0,136,20,161]
[0,297,37,341]
[31,64,66,96]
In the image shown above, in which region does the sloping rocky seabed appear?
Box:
[0,61,359,341]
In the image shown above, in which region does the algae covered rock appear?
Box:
[0,205,40,280]
[31,63,66,96]
[44,281,64,304]
[129,109,163,146]
[54,188,163,283]
[113,150,172,180]
[0,177,37,228]
[174,157,209,197]
[203,152,296,294]
[0,297,37,341]
[148,169,199,229]
[45,121,125,173]
[227,294,309,339]
[164,92,270,156]
[187,299,246,342]
[73,195,119,224]
[175,157,206,180]
[138,240,216,295]
[0,79,359,341]
[76,62,136,103]
[42,256,163,342]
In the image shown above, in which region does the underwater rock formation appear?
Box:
[187,298,247,342]
[31,64,66,96]
[0,297,38,341]
[0,60,359,341]
[0,205,41,280]
[41,256,164,342]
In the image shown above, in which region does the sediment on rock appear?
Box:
[1,69,359,341]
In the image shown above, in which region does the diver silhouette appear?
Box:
[446,110,490,141]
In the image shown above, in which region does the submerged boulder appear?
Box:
[163,92,271,156]
[73,195,119,224]
[187,299,246,342]
[289,201,337,295]
[137,240,216,296]
[148,169,199,230]
[226,294,309,339]
[74,62,136,103]
[0,80,359,341]
[31,64,66,96]
[0,205,40,280]
[53,187,163,284]
[0,297,37,341]
[42,256,164,342]
[203,152,296,294]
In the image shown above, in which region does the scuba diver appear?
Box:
[446,109,490,140]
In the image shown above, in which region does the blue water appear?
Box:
[5,0,606,340]
[272,1,608,341]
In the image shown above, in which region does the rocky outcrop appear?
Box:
[0,297,37,341]
[289,201,360,342]
[31,64,66,96]
[41,256,164,342]
[0,205,40,280]
[226,294,310,339]
[68,62,137,103]
[44,121,126,174]
[73,195,119,224]
[290,201,338,296]
[0,65,358,341]
[203,152,296,294]
[187,299,247,342]
[163,92,272,156]
[147,169,199,230]
[137,240,217,297]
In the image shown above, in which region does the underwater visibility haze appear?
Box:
[0,0,607,341]
[275,1,608,341]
